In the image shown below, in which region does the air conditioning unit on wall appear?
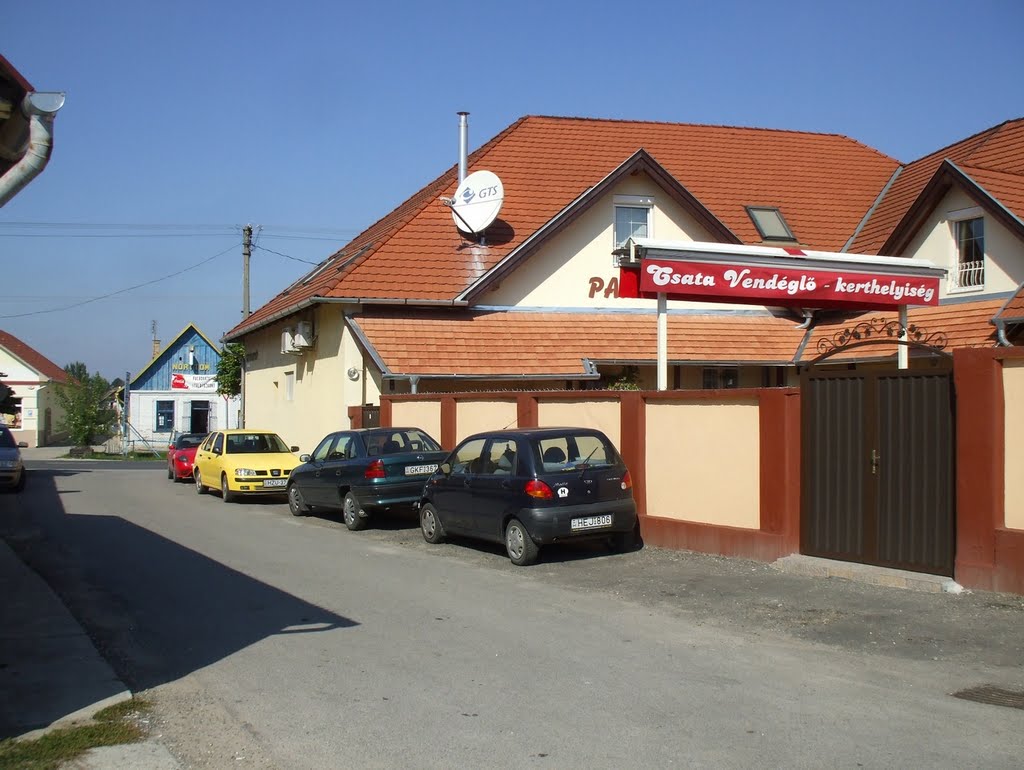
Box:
[281,327,300,355]
[293,321,315,349]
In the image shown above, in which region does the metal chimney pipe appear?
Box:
[457,111,469,184]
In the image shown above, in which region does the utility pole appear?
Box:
[242,224,252,319]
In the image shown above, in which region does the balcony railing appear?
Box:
[949,260,984,291]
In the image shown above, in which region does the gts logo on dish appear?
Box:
[461,184,500,204]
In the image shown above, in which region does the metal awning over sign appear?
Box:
[616,239,948,387]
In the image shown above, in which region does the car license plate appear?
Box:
[405,464,438,476]
[262,478,287,488]
[571,514,613,531]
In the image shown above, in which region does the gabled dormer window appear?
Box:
[951,216,985,291]
[746,206,795,241]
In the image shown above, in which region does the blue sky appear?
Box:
[2,0,1022,380]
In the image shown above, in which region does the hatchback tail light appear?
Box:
[364,459,386,479]
[621,470,633,490]
[524,479,554,499]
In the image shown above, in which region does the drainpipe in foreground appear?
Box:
[0,91,66,207]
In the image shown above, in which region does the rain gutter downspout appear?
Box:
[994,319,1012,347]
[0,92,66,208]
[792,310,819,368]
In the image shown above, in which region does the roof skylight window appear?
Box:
[746,206,795,241]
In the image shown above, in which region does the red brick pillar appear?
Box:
[619,391,647,517]
[953,348,1004,587]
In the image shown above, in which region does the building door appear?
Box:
[190,400,211,434]
[801,367,955,576]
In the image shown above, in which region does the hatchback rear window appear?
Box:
[536,434,615,472]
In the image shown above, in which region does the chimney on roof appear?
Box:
[458,111,469,184]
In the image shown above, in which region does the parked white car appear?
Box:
[0,425,27,491]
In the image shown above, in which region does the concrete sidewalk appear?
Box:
[0,483,181,767]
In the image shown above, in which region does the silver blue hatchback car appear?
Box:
[419,427,638,565]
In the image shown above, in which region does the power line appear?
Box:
[0,232,239,239]
[0,220,360,236]
[0,241,242,319]
[0,221,238,230]
[254,244,321,266]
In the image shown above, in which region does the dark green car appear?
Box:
[286,427,447,530]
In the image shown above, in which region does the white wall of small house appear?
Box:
[127,391,237,446]
[0,349,66,446]
[902,186,1024,299]
[483,172,751,311]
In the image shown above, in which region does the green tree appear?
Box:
[64,361,89,383]
[216,343,246,397]
[55,370,117,447]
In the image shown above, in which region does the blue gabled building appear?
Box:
[128,324,239,445]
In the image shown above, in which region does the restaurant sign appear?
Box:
[637,259,940,309]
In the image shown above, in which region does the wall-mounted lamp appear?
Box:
[347,367,360,381]
[188,345,196,368]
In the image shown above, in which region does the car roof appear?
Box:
[462,427,609,441]
[319,427,428,436]
[216,429,282,435]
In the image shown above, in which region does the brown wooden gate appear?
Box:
[801,366,955,576]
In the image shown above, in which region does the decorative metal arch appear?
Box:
[808,317,951,366]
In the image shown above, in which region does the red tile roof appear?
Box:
[994,283,1024,323]
[851,118,1024,255]
[350,309,812,376]
[0,330,68,383]
[228,116,899,340]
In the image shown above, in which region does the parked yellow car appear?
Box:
[193,429,301,503]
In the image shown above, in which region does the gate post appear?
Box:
[953,348,1004,586]
[619,391,647,517]
[759,389,801,551]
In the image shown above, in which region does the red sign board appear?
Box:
[634,259,939,309]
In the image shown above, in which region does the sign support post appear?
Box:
[898,305,909,369]
[657,293,668,390]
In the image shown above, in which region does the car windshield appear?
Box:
[0,430,15,449]
[225,433,290,454]
[175,434,205,449]
[535,433,616,472]
[364,429,441,455]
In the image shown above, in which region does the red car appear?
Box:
[167,432,207,481]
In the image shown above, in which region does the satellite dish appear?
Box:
[451,170,504,234]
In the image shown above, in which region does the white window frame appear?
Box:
[285,371,295,402]
[613,194,654,249]
[947,207,985,294]
[155,399,175,433]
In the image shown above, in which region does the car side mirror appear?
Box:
[213,447,222,456]
[440,462,451,475]
[300,454,311,462]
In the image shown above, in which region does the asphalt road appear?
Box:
[5,461,1024,768]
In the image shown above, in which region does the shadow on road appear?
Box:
[0,467,358,700]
